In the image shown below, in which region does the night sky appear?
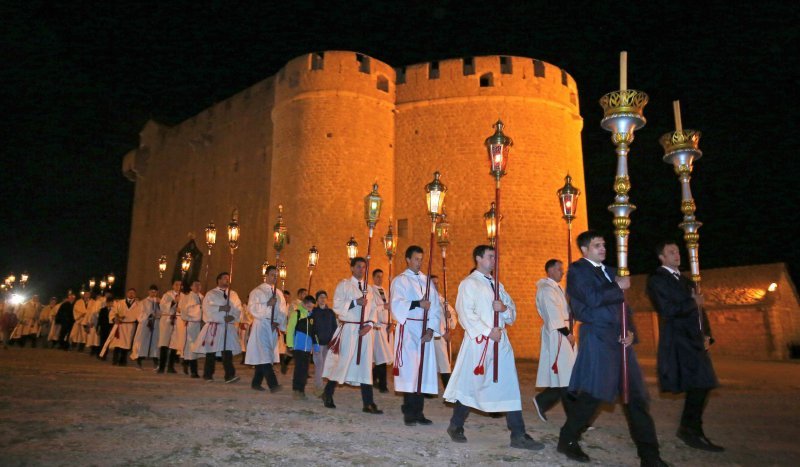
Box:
[2,1,798,298]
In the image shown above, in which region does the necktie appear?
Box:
[672,271,681,281]
[596,266,612,282]
[358,281,363,292]
[223,290,228,300]
[484,275,496,293]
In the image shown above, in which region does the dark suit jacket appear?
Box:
[646,267,718,393]
[566,258,646,403]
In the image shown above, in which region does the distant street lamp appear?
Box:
[158,255,168,278]
[557,174,581,266]
[307,245,319,292]
[227,209,240,282]
[346,236,359,261]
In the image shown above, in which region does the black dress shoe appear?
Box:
[557,440,590,463]
[510,433,545,451]
[362,403,383,414]
[404,417,417,426]
[416,415,433,425]
[251,385,266,392]
[447,425,467,443]
[640,457,670,467]
[677,427,724,452]
[323,394,336,409]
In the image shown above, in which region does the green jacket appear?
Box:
[286,304,310,349]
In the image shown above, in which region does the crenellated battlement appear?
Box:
[395,55,579,112]
[273,51,396,107]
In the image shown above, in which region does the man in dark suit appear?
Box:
[646,240,723,452]
[557,230,666,467]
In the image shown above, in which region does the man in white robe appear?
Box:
[246,265,287,392]
[321,256,383,414]
[370,269,393,393]
[101,288,140,366]
[38,297,58,346]
[533,259,576,422]
[46,298,63,347]
[84,293,102,355]
[179,280,204,378]
[11,295,42,347]
[390,245,441,426]
[69,291,93,351]
[444,245,544,450]
[131,285,160,369]
[431,275,457,391]
[157,280,183,374]
[192,272,242,383]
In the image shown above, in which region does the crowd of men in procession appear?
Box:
[0,231,723,466]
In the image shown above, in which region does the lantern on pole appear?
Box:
[484,120,513,384]
[273,204,287,261]
[227,209,240,282]
[261,261,270,283]
[346,236,359,260]
[158,255,167,278]
[204,221,217,287]
[277,260,287,290]
[355,182,383,365]
[89,277,96,290]
[107,272,115,290]
[484,202,499,246]
[415,171,447,392]
[181,252,192,282]
[307,245,319,292]
[100,279,107,292]
[382,220,398,332]
[557,174,581,266]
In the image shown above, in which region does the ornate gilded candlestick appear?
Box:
[660,103,703,286]
[599,52,648,404]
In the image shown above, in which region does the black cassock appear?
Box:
[646,267,718,393]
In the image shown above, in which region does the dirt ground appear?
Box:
[1,346,799,466]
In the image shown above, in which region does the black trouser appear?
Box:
[204,351,235,380]
[560,392,659,461]
[402,393,425,420]
[58,323,73,349]
[158,347,178,372]
[324,380,374,406]
[373,363,388,390]
[292,350,311,391]
[535,387,572,414]
[681,388,710,433]
[113,348,129,365]
[188,360,199,376]
[252,363,278,388]
[450,400,526,438]
[440,372,451,388]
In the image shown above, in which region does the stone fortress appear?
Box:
[123,51,799,359]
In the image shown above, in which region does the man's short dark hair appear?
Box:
[297,288,307,296]
[148,284,159,291]
[472,245,495,264]
[576,230,604,250]
[283,290,291,296]
[405,245,423,259]
[544,259,562,272]
[372,269,383,277]
[315,290,327,300]
[265,265,277,274]
[655,240,679,257]
[350,256,367,267]
[303,295,316,305]
[127,288,136,292]
[216,272,230,282]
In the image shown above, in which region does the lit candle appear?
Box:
[673,100,683,132]
[620,51,628,91]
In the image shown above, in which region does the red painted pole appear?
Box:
[492,181,500,383]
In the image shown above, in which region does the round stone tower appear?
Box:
[270,51,396,296]
[394,56,588,356]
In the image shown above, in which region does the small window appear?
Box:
[377,75,389,92]
[533,59,545,78]
[480,72,493,87]
[429,61,439,79]
[500,56,512,74]
[397,219,409,238]
[395,67,406,84]
[356,53,370,73]
[311,52,324,70]
[463,57,475,75]
[561,69,568,86]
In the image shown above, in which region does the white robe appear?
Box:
[390,269,442,394]
[371,285,393,365]
[83,299,101,347]
[322,277,377,386]
[434,296,457,373]
[192,287,242,355]
[130,297,160,359]
[158,291,183,350]
[535,278,576,387]
[69,298,94,344]
[101,299,140,356]
[179,292,204,361]
[238,304,252,351]
[38,303,56,338]
[245,284,287,365]
[11,300,41,338]
[443,270,522,412]
[47,303,63,341]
